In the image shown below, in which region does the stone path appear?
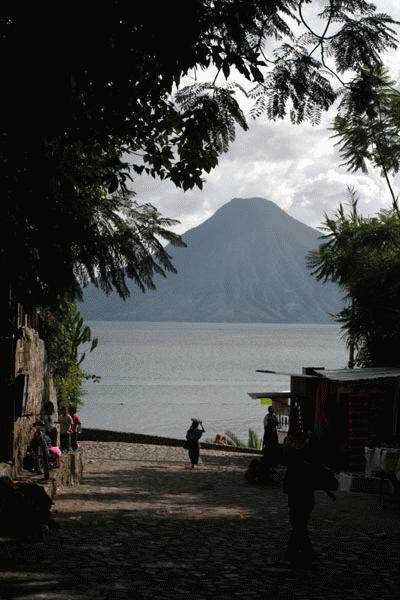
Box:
[1,441,400,599]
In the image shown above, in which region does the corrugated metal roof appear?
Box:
[256,367,400,382]
[314,367,400,382]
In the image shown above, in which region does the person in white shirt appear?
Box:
[58,406,73,452]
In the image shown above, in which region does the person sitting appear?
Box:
[48,446,61,469]
[244,457,273,485]
[244,458,261,484]
[215,434,222,444]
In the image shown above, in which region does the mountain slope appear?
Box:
[79,197,342,323]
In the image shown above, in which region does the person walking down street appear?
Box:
[58,406,73,453]
[283,430,316,566]
[69,405,81,451]
[263,406,279,467]
[185,418,205,468]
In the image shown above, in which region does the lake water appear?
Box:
[80,322,348,442]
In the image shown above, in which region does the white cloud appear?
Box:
[132,1,400,234]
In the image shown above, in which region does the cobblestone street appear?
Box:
[1,441,400,599]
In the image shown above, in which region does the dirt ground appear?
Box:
[1,441,400,599]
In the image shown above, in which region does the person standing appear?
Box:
[69,405,81,451]
[185,418,205,468]
[283,430,316,566]
[42,401,58,447]
[58,406,73,453]
[263,405,279,466]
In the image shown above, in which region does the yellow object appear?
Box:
[260,398,272,406]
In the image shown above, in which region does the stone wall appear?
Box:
[0,318,83,492]
[81,428,263,455]
[12,326,58,476]
[47,450,85,498]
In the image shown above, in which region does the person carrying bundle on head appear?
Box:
[185,418,205,468]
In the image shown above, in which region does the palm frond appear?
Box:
[248,429,263,450]
[224,430,246,448]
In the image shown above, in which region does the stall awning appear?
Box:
[256,369,321,378]
[248,391,292,400]
[248,391,291,410]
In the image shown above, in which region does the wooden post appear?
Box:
[348,297,355,369]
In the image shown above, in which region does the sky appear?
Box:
[132,0,400,235]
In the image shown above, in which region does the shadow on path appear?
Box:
[1,451,400,599]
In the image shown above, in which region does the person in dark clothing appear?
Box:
[263,406,280,470]
[283,430,316,566]
[263,406,279,446]
[244,458,261,484]
[185,418,205,468]
[0,476,58,537]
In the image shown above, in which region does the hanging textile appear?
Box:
[314,382,332,439]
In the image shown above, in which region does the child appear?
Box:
[48,446,61,468]
[58,406,73,453]
[42,401,58,447]
[69,405,81,451]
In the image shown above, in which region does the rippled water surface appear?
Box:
[81,322,347,441]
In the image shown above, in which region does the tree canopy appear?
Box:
[40,300,99,407]
[312,62,400,368]
[1,2,398,310]
[332,66,400,203]
[307,189,400,367]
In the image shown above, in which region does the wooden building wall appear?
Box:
[290,374,397,471]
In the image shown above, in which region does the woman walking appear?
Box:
[185,418,205,468]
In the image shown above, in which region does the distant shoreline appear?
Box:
[81,427,263,455]
[84,320,339,326]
